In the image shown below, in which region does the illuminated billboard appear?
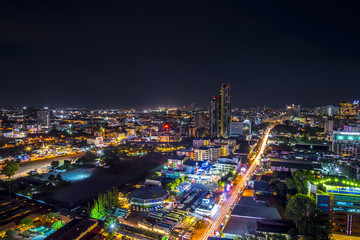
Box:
[326,185,360,196]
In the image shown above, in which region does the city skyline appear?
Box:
[1,1,360,108]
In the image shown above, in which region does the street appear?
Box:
[198,126,273,240]
[0,153,85,180]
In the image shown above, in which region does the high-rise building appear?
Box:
[324,118,334,134]
[286,104,301,117]
[193,113,208,129]
[210,84,231,138]
[36,110,50,127]
[339,100,359,116]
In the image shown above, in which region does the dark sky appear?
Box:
[1,1,360,108]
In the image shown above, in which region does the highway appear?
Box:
[198,126,273,240]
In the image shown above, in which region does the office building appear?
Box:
[324,118,334,134]
[210,84,231,138]
[242,119,251,135]
[339,100,359,116]
[332,131,360,156]
[309,180,360,236]
[315,105,338,116]
[36,110,50,127]
[230,121,242,137]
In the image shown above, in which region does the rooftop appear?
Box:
[45,218,98,240]
[130,186,168,200]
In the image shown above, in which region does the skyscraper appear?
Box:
[210,84,231,138]
[37,110,50,128]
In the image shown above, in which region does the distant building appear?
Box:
[36,110,50,127]
[315,105,338,116]
[210,84,231,138]
[339,100,359,116]
[332,131,360,156]
[230,121,242,136]
[324,118,334,134]
[242,119,252,135]
[286,104,301,117]
[193,139,211,148]
[193,113,208,129]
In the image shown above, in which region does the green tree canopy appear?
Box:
[51,160,60,169]
[2,160,19,178]
[286,194,331,240]
[285,169,315,194]
[51,220,65,230]
[19,217,33,227]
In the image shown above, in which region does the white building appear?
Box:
[194,146,221,162]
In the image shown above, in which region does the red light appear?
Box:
[164,124,169,129]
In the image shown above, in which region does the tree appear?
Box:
[165,183,175,191]
[6,230,16,237]
[85,151,96,162]
[19,217,33,227]
[194,220,205,230]
[63,160,72,169]
[218,180,225,188]
[2,160,19,178]
[104,215,118,232]
[47,174,56,186]
[273,180,288,201]
[2,160,19,196]
[51,220,65,230]
[51,160,60,169]
[285,170,314,195]
[286,194,331,240]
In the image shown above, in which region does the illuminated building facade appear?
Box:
[340,101,359,116]
[194,146,221,162]
[210,84,231,138]
[167,155,190,170]
[332,131,360,156]
[309,181,360,236]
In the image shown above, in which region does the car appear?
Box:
[28,170,38,175]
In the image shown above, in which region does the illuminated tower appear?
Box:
[210,84,231,138]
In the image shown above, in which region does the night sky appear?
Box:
[1,1,360,108]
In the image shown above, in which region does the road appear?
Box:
[0,153,85,180]
[198,126,273,240]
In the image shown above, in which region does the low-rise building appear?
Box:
[194,146,221,162]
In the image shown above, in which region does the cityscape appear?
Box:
[1,1,360,240]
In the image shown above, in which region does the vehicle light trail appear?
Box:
[198,126,273,240]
